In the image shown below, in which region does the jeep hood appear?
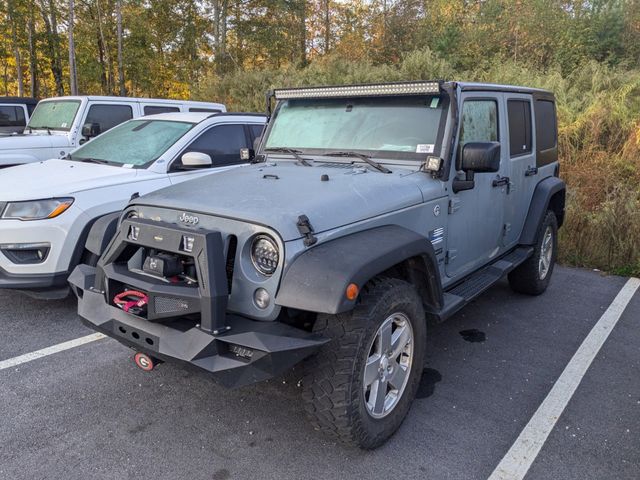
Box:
[134,162,440,241]
[0,159,152,201]
[0,131,68,151]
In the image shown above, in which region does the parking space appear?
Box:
[0,266,638,480]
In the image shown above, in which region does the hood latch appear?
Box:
[296,215,318,247]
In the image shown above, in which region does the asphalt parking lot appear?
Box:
[1,266,638,480]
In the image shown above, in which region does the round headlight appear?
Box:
[251,235,280,276]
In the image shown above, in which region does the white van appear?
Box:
[0,96,225,167]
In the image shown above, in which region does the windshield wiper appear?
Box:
[264,147,312,167]
[30,126,52,135]
[77,157,111,165]
[322,151,391,173]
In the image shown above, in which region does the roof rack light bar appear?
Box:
[274,82,440,100]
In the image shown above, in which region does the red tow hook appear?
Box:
[134,352,158,372]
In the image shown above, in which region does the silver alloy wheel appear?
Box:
[363,312,414,419]
[539,225,553,280]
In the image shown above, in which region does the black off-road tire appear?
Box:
[302,277,427,449]
[508,210,558,295]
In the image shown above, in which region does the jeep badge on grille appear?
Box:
[179,212,199,225]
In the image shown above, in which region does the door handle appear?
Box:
[492,176,510,187]
[492,175,511,193]
[525,166,538,176]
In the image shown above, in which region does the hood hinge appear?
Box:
[297,215,318,247]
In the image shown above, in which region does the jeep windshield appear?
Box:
[26,100,81,132]
[264,95,446,160]
[68,119,194,167]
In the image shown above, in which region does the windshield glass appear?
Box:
[265,95,445,157]
[27,100,81,131]
[70,119,194,167]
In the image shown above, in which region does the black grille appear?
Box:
[225,235,237,293]
[154,296,191,314]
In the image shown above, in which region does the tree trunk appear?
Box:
[7,0,25,96]
[68,0,78,94]
[39,0,64,95]
[96,0,113,93]
[116,0,126,95]
[299,0,306,66]
[28,5,38,97]
[324,0,330,53]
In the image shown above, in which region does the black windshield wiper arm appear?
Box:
[264,147,312,167]
[322,151,391,173]
[77,157,111,165]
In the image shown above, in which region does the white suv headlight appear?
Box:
[250,234,280,276]
[1,198,74,221]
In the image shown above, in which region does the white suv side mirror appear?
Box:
[181,151,212,168]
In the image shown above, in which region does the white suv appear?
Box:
[0,96,225,167]
[0,111,265,298]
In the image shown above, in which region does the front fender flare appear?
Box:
[85,212,121,257]
[275,225,443,314]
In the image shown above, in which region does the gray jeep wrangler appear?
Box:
[70,81,565,449]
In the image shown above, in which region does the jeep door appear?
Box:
[502,94,537,247]
[445,92,509,279]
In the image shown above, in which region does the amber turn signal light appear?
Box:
[345,283,359,301]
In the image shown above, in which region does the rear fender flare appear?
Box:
[520,176,566,245]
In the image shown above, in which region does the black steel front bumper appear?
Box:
[70,264,327,388]
[68,217,328,388]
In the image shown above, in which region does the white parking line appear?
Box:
[488,277,640,480]
[0,333,106,371]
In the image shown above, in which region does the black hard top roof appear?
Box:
[452,82,554,96]
[0,97,38,105]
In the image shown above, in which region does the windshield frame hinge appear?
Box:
[296,215,318,247]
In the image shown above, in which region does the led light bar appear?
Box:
[274,81,440,100]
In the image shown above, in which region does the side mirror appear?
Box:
[452,142,501,193]
[82,122,101,139]
[180,151,212,169]
[461,142,501,173]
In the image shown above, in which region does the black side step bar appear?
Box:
[429,247,533,322]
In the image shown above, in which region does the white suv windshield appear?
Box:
[265,96,445,156]
[27,100,81,131]
[70,119,194,167]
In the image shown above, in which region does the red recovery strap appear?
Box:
[113,290,148,313]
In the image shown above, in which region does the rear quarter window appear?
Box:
[534,99,558,166]
[144,105,180,115]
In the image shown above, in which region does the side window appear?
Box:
[85,104,133,133]
[249,124,264,141]
[181,124,249,167]
[189,107,222,113]
[507,99,532,157]
[534,99,558,166]
[144,105,180,115]
[0,106,26,126]
[535,100,557,151]
[459,100,498,144]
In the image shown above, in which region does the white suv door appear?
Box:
[168,123,253,184]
